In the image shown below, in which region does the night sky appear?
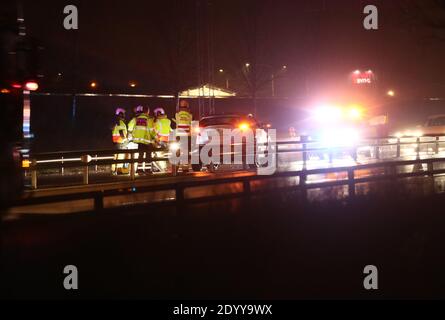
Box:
[6,0,445,99]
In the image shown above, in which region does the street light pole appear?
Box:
[218,69,230,90]
[271,74,275,97]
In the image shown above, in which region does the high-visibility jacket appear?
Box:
[112,119,128,144]
[174,110,192,133]
[146,116,155,140]
[154,116,172,142]
[128,114,154,145]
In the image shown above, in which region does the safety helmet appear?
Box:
[153,107,165,116]
[135,105,146,114]
[115,107,125,116]
[179,100,189,109]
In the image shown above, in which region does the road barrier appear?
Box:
[22,134,445,191]
[15,154,445,210]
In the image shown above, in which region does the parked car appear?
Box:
[191,114,269,172]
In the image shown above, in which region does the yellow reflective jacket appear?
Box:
[154,116,172,142]
[128,114,154,144]
[174,110,192,132]
[112,119,127,144]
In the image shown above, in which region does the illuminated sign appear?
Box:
[351,70,374,85]
[356,77,372,84]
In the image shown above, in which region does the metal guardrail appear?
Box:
[25,145,171,188]
[22,134,445,190]
[15,155,445,210]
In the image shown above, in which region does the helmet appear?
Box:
[153,107,165,116]
[179,100,189,109]
[115,107,125,116]
[135,105,146,114]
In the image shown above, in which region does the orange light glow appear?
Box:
[239,122,250,131]
[22,159,31,168]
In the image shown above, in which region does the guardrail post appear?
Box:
[351,146,358,162]
[435,136,440,155]
[83,165,89,185]
[302,136,307,170]
[130,152,136,180]
[147,146,154,172]
[427,161,434,177]
[416,137,421,158]
[386,163,396,177]
[348,169,355,198]
[31,159,37,189]
[300,172,307,203]
[375,139,380,160]
[61,156,64,175]
[80,155,91,184]
[396,138,401,158]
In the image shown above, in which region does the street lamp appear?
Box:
[244,63,288,97]
[387,90,395,97]
[129,82,136,88]
[218,68,229,89]
[90,81,97,88]
[271,65,288,97]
